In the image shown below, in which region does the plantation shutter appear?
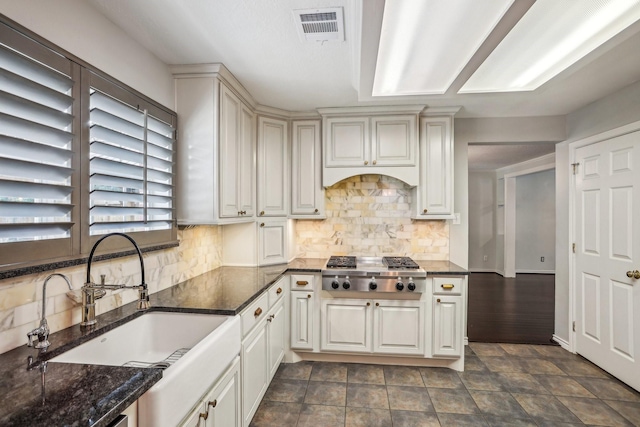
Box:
[88,74,175,240]
[0,24,79,263]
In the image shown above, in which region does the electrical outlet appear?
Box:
[483,255,488,262]
[540,256,545,262]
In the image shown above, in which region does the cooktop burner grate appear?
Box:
[326,255,357,269]
[382,256,420,269]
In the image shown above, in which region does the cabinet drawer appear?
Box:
[432,277,463,295]
[241,292,269,337]
[291,274,314,291]
[268,280,286,309]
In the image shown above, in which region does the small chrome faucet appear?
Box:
[27,273,72,350]
[81,232,150,327]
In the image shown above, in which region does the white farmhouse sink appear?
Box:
[52,311,241,427]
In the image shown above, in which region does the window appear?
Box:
[0,20,177,273]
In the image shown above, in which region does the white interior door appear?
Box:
[574,132,640,391]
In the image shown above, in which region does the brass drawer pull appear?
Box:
[208,399,217,408]
[441,284,454,290]
[276,287,282,294]
[254,307,263,317]
[296,281,309,286]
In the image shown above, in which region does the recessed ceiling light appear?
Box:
[372,0,513,96]
[459,0,640,93]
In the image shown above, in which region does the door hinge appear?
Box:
[572,243,576,253]
[571,162,580,175]
[573,321,576,332]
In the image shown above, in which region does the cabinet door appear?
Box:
[207,358,240,427]
[290,291,314,350]
[267,299,285,381]
[219,85,241,217]
[421,116,453,215]
[238,105,255,217]
[324,117,369,167]
[242,322,269,427]
[373,300,424,355]
[432,295,462,358]
[321,299,371,353]
[291,120,324,216]
[371,115,417,166]
[257,116,288,216]
[258,218,287,265]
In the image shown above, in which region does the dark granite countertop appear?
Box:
[0,258,324,427]
[0,256,468,426]
[417,261,469,275]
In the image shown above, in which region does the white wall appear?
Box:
[0,0,174,108]
[516,170,556,272]
[455,116,565,272]
[468,171,497,271]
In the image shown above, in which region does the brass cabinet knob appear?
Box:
[260,211,265,216]
[364,160,369,165]
[276,287,282,294]
[437,298,441,303]
[375,302,379,307]
[314,208,319,213]
[254,307,263,317]
[260,223,265,227]
[423,209,428,214]
[372,160,377,165]
[199,412,208,421]
[208,399,217,408]
[627,270,640,279]
[307,294,311,299]
[366,302,371,306]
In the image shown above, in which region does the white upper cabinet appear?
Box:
[291,120,324,217]
[172,64,256,224]
[220,86,256,219]
[257,116,288,217]
[319,106,424,187]
[371,115,417,166]
[412,110,458,219]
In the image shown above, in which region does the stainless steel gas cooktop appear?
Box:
[321,256,426,293]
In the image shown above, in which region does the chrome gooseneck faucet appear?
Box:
[27,273,73,350]
[82,232,150,327]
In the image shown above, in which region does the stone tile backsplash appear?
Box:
[295,175,449,259]
[0,226,221,354]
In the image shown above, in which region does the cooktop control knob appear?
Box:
[369,277,377,290]
[396,280,404,291]
[407,278,416,292]
[343,276,351,290]
[331,276,340,289]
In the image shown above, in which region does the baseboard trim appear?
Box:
[552,334,571,352]
[468,268,499,273]
[515,269,556,274]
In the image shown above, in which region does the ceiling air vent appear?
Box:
[293,7,344,42]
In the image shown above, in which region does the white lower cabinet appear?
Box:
[181,356,241,427]
[242,316,269,427]
[290,290,314,350]
[241,278,289,427]
[320,298,424,356]
[432,295,463,358]
[373,300,424,355]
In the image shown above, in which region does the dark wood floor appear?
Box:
[467,273,556,345]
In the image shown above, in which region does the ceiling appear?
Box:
[86,0,640,118]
